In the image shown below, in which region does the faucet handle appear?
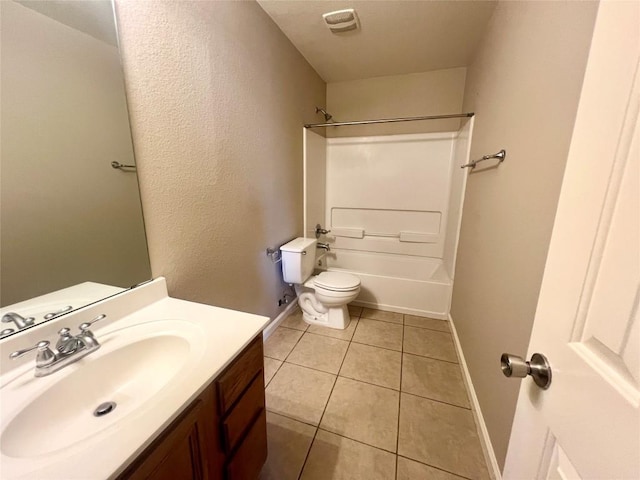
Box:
[58,327,71,337]
[79,314,107,333]
[9,340,56,367]
[56,327,78,353]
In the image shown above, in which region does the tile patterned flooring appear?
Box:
[260,306,491,480]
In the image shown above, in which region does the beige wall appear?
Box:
[326,68,467,137]
[115,0,325,319]
[1,1,150,306]
[452,1,598,470]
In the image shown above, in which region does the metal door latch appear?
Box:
[500,352,552,389]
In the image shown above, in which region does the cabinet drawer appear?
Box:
[217,335,263,414]
[222,372,265,453]
[225,409,267,480]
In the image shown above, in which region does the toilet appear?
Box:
[280,237,361,329]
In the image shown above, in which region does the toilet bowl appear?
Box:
[280,238,361,330]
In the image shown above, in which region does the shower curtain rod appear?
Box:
[304,112,474,128]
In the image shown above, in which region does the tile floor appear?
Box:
[260,306,491,480]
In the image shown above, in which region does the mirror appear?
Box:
[0,0,151,337]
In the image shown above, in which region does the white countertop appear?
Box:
[0,278,270,479]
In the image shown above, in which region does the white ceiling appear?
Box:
[257,0,497,83]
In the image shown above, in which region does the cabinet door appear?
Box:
[225,409,267,480]
[119,392,220,480]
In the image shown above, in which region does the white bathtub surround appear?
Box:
[0,278,269,479]
[304,119,473,318]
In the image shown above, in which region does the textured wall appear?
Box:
[451,1,598,470]
[326,68,467,137]
[115,0,325,319]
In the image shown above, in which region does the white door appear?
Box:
[503,1,640,479]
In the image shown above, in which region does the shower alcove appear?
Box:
[303,116,474,319]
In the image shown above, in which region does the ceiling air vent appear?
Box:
[322,9,359,33]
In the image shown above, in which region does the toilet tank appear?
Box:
[280,237,317,284]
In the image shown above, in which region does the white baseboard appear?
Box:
[263,300,299,340]
[449,313,502,480]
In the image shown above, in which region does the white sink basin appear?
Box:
[2,334,190,458]
[0,319,205,463]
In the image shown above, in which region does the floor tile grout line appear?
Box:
[271,307,372,479]
[401,390,473,411]
[297,334,350,479]
[404,324,455,338]
[402,350,462,365]
[267,338,465,401]
[270,307,474,478]
[349,326,458,363]
[296,425,319,480]
[395,454,399,480]
[316,335,351,427]
[274,325,304,334]
[336,371,400,392]
[281,327,309,364]
[300,307,365,473]
[350,338,403,354]
[359,315,404,326]
[316,426,399,455]
[402,349,460,365]
[275,316,468,406]
[396,316,405,479]
[263,409,474,479]
[266,313,358,374]
[403,324,452,334]
[264,409,321,429]
[264,357,285,388]
[296,308,360,479]
[265,307,478,480]
[396,454,473,480]
[284,356,345,376]
[298,329,351,344]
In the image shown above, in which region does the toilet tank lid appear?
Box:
[280,237,317,253]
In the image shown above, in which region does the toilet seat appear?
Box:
[313,271,360,292]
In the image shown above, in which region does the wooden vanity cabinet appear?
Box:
[119,335,267,480]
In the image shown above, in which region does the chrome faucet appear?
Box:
[9,314,107,377]
[317,242,331,252]
[2,312,35,330]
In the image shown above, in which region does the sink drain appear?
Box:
[94,401,117,417]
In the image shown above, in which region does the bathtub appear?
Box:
[317,249,452,320]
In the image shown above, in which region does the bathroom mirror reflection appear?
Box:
[0,0,151,337]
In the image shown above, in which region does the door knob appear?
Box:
[500,353,552,389]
